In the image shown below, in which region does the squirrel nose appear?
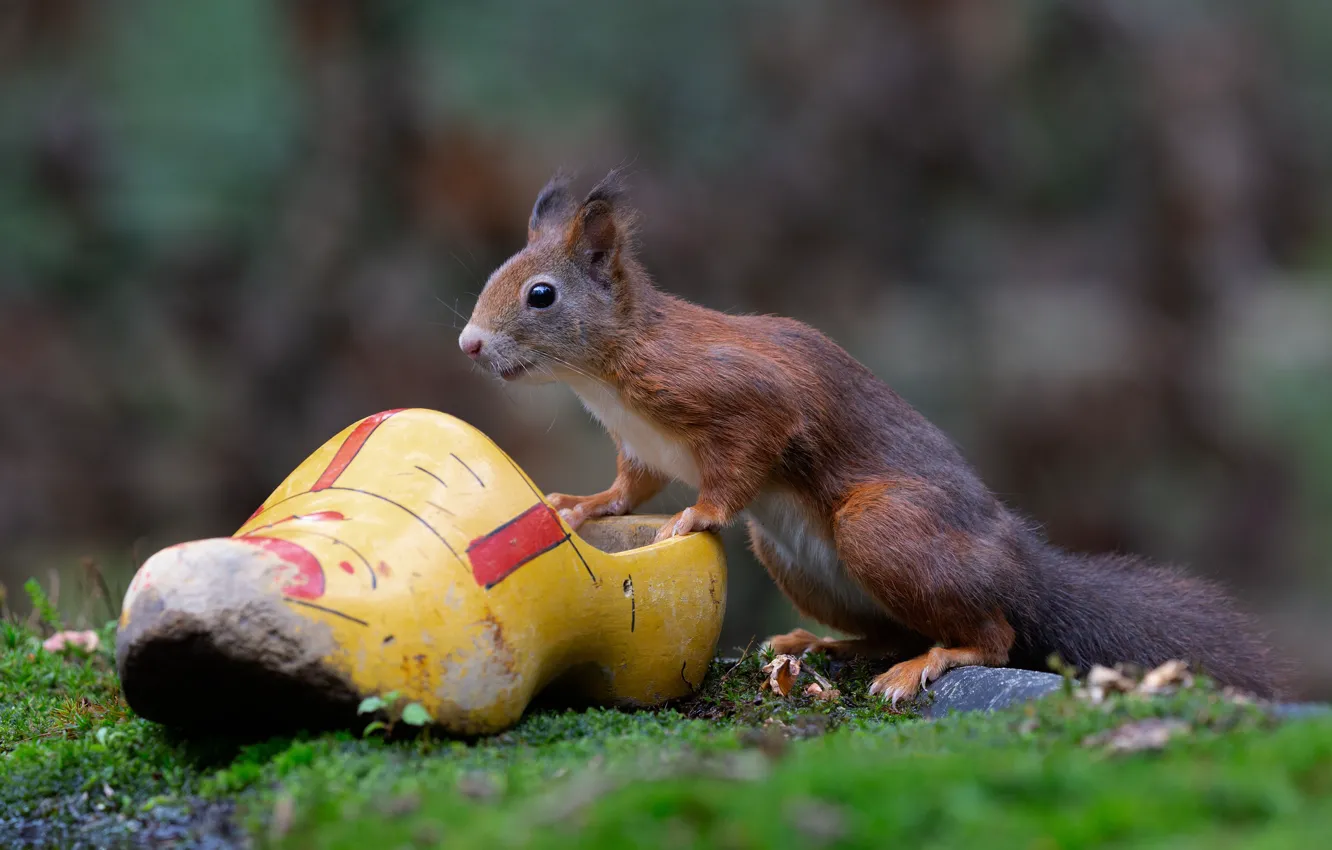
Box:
[459,326,486,360]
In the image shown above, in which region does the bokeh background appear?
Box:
[3,1,1330,695]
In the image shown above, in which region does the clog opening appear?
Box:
[575,514,673,554]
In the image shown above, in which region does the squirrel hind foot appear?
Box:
[766,628,827,656]
[766,629,901,660]
[869,646,1002,705]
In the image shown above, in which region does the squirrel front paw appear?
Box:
[546,492,629,531]
[653,506,723,543]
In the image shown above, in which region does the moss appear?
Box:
[2,619,1329,849]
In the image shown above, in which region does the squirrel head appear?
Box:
[459,170,644,383]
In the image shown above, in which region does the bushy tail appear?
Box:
[1009,541,1279,698]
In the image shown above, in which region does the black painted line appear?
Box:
[242,492,305,525]
[268,527,378,590]
[451,453,485,488]
[483,536,569,589]
[564,534,597,584]
[414,465,448,490]
[283,598,369,626]
[627,574,635,632]
[425,501,456,517]
[477,502,544,540]
[496,448,544,500]
[491,445,596,583]
[323,486,467,571]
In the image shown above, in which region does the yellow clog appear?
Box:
[116,409,726,735]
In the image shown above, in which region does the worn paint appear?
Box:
[119,408,727,735]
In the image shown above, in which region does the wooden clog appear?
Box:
[116,409,726,735]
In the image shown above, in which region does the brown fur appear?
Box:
[460,170,1281,702]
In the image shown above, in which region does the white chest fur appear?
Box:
[745,489,885,622]
[565,376,702,487]
[565,377,881,622]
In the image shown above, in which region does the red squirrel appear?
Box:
[458,170,1277,702]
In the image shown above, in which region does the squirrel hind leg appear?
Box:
[831,480,1018,704]
[869,644,1009,705]
[766,628,903,660]
[866,613,1015,704]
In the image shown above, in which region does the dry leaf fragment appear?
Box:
[760,654,801,697]
[789,799,847,845]
[378,793,422,817]
[457,772,501,802]
[804,666,836,692]
[1081,664,1136,703]
[1083,718,1189,754]
[1139,660,1192,695]
[740,718,792,758]
[803,682,841,702]
[268,792,295,842]
[1087,664,1135,691]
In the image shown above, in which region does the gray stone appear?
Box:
[918,665,1331,720]
[1269,701,1332,720]
[920,665,1066,718]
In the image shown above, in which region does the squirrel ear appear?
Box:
[567,170,630,284]
[572,200,617,281]
[528,171,575,243]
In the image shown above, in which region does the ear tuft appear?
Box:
[582,168,629,209]
[528,170,576,242]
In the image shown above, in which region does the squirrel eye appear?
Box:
[526,282,556,309]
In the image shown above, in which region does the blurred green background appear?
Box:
[2,1,1330,695]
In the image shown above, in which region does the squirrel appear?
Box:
[458,170,1278,702]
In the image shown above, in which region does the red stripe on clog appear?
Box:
[466,503,567,588]
[238,535,327,600]
[311,409,405,491]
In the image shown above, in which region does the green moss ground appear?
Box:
[3,617,1331,849]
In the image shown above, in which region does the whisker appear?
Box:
[447,251,472,273]
[433,294,470,323]
[536,362,560,387]
[533,351,604,385]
